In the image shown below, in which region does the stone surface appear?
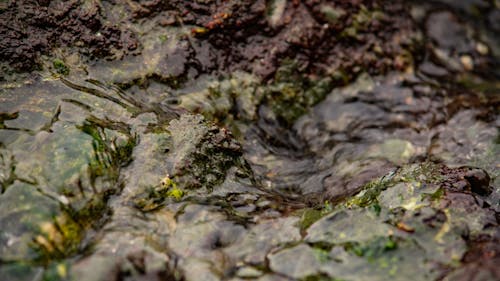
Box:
[0,0,498,280]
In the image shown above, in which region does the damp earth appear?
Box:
[0,1,499,280]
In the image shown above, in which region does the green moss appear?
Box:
[32,192,111,263]
[29,116,136,264]
[158,34,168,43]
[320,5,346,24]
[167,187,184,200]
[299,201,334,231]
[159,176,180,194]
[345,178,391,208]
[425,188,445,201]
[370,203,382,216]
[345,236,398,260]
[181,63,336,129]
[42,261,70,281]
[300,209,323,231]
[312,247,331,263]
[345,163,442,209]
[171,117,249,191]
[53,59,69,76]
[133,176,185,211]
[32,218,82,261]
[265,59,334,125]
[341,6,385,39]
[66,194,109,228]
[78,118,137,189]
[186,141,242,189]
[396,162,442,184]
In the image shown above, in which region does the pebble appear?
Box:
[476,42,489,55]
[460,55,474,71]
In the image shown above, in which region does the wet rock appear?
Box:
[367,139,416,165]
[0,265,43,281]
[321,241,433,281]
[169,220,245,261]
[0,147,15,193]
[444,192,497,235]
[181,258,220,281]
[0,182,58,261]
[490,9,500,32]
[266,0,287,28]
[155,41,189,82]
[0,1,499,280]
[166,114,250,191]
[255,275,292,281]
[444,234,500,281]
[71,250,174,281]
[422,6,500,78]
[298,163,499,280]
[305,209,392,244]
[268,244,322,279]
[419,61,450,77]
[271,74,426,200]
[377,182,439,211]
[430,110,498,171]
[71,255,120,281]
[464,168,492,196]
[426,11,469,52]
[235,266,263,278]
[225,217,301,265]
[440,165,494,197]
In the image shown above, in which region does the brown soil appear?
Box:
[0,0,138,72]
[1,0,418,81]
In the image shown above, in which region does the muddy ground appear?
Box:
[0,0,499,281]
